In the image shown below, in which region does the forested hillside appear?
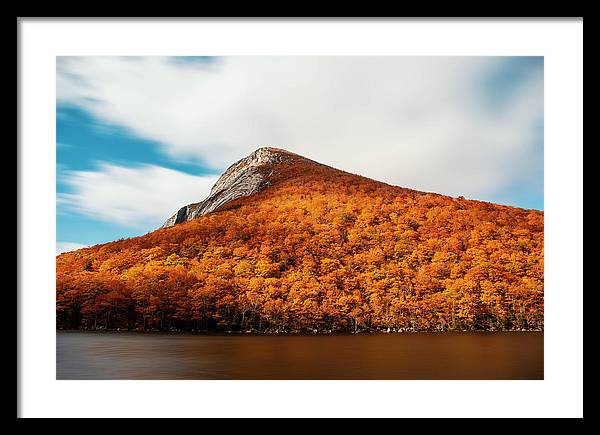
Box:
[57,149,543,332]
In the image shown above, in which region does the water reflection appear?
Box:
[56,331,543,380]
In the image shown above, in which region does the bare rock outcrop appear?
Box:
[161,147,293,228]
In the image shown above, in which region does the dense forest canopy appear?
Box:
[57,152,543,332]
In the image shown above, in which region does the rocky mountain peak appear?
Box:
[208,147,290,196]
[161,146,299,228]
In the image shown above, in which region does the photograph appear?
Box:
[17,17,583,419]
[55,56,544,380]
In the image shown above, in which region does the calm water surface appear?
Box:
[57,331,543,380]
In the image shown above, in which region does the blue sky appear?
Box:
[56,56,543,254]
[57,106,220,248]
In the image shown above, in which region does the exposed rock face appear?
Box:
[161,147,293,228]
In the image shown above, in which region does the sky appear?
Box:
[56,56,544,254]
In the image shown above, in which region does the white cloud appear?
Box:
[57,56,543,200]
[56,242,88,255]
[58,163,219,227]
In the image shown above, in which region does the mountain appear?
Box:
[56,147,544,333]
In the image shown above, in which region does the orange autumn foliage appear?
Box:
[56,157,543,332]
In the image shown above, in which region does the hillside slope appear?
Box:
[56,148,544,332]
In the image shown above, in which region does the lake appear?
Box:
[56,331,543,380]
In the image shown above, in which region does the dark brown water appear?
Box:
[56,331,543,380]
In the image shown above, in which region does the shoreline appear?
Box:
[56,328,544,335]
